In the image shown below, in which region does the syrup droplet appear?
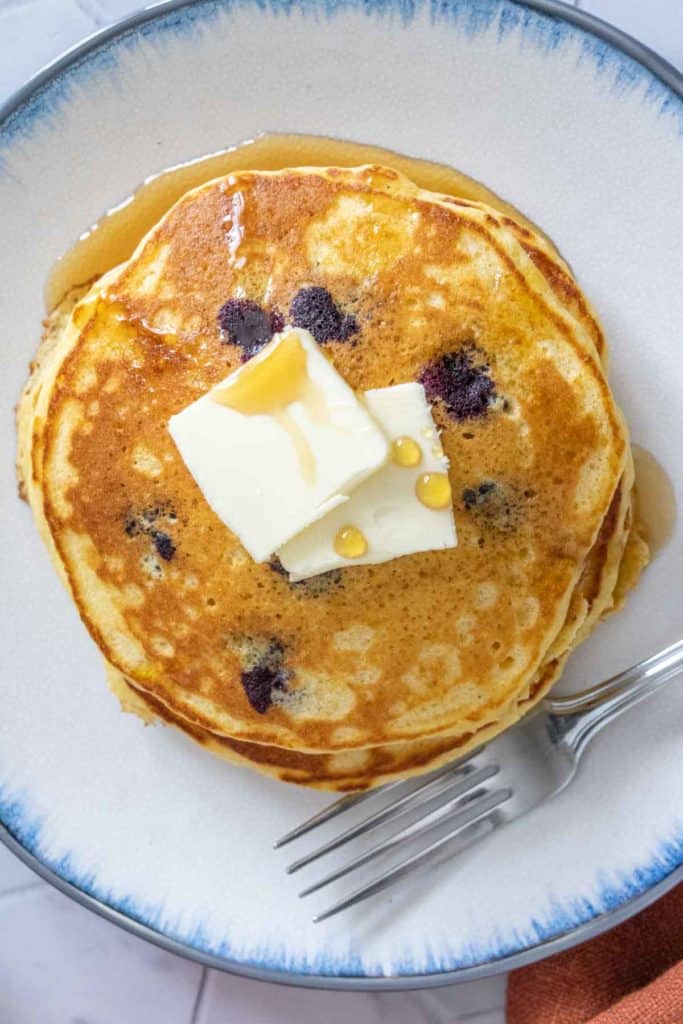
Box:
[391,436,422,468]
[334,526,369,559]
[416,472,452,510]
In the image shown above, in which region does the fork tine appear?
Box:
[274,783,403,849]
[287,759,496,875]
[299,783,491,897]
[275,746,484,849]
[312,787,513,923]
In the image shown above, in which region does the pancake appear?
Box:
[107,659,567,790]
[440,199,607,363]
[20,165,631,759]
[104,480,645,795]
[103,457,643,790]
[29,266,637,792]
[20,241,638,794]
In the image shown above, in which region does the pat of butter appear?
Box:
[278,383,457,580]
[169,328,388,562]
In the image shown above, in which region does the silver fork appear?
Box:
[275,639,683,922]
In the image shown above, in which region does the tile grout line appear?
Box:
[189,966,209,1024]
[399,991,445,1024]
[458,1008,506,1022]
[73,0,106,28]
[0,880,45,901]
[419,990,506,1022]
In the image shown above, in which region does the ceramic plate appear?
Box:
[1,0,681,989]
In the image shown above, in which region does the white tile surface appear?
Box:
[197,970,507,1024]
[0,885,202,1024]
[0,839,41,894]
[0,0,96,100]
[0,0,678,1022]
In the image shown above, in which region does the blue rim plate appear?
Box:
[1,0,681,989]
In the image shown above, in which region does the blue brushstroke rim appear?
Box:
[0,0,681,990]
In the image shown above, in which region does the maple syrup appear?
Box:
[333,525,369,559]
[632,445,676,557]
[391,436,422,468]
[46,132,547,312]
[212,331,330,484]
[415,472,452,510]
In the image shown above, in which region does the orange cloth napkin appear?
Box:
[506,883,683,1024]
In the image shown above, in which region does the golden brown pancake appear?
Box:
[107,660,566,790]
[20,230,641,794]
[20,165,636,767]
[103,457,645,790]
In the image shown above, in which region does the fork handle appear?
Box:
[544,638,683,758]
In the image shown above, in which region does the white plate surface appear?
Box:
[0,0,681,987]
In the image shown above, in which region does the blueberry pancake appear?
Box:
[18,165,640,769]
[102,425,644,790]
[97,292,639,791]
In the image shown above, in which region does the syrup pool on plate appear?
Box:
[632,445,677,557]
[46,132,551,311]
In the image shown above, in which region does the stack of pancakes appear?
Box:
[17,165,648,791]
